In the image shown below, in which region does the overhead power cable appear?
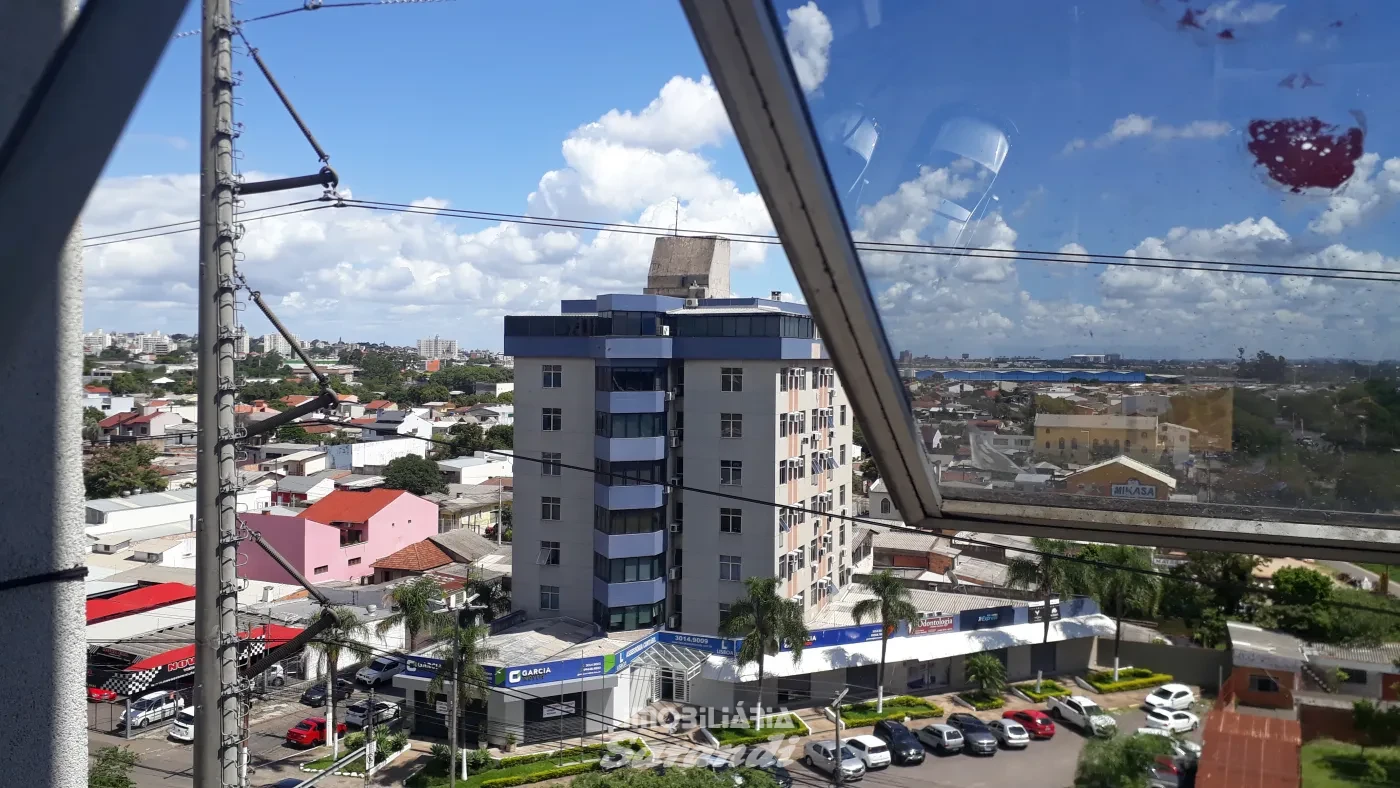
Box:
[171,0,460,40]
[80,203,333,248]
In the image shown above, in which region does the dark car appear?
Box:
[742,747,794,788]
[871,720,926,765]
[300,679,354,707]
[945,713,998,756]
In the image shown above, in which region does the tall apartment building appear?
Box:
[262,332,299,357]
[138,331,173,355]
[82,329,110,355]
[417,335,459,360]
[504,293,854,637]
[233,327,250,359]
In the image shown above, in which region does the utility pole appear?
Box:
[195,0,242,785]
[448,608,460,788]
[830,688,848,786]
[365,684,377,788]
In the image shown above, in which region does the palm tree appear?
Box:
[719,577,809,729]
[1006,538,1083,646]
[1082,545,1159,681]
[429,621,499,776]
[963,652,1007,698]
[850,571,917,713]
[467,577,511,622]
[376,576,449,651]
[305,606,372,759]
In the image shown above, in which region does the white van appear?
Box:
[355,656,405,687]
[169,708,195,742]
[121,691,185,729]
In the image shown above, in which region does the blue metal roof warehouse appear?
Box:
[918,369,1146,383]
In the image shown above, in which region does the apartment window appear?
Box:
[542,407,562,431]
[539,541,560,565]
[720,460,742,486]
[840,404,847,426]
[839,444,847,465]
[839,485,847,505]
[720,555,742,581]
[721,367,743,392]
[595,366,665,392]
[1071,438,1079,450]
[778,413,787,437]
[880,499,892,515]
[720,507,742,533]
[593,552,665,583]
[839,523,846,546]
[542,452,562,476]
[313,565,328,575]
[540,585,560,611]
[541,497,561,521]
[1247,674,1280,693]
[542,364,562,388]
[593,505,664,534]
[594,411,665,438]
[595,458,665,486]
[348,557,361,566]
[593,600,664,632]
[720,413,743,438]
[719,603,731,624]
[1340,669,1369,685]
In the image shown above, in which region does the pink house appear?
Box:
[239,488,438,584]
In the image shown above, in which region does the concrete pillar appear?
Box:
[0,3,85,787]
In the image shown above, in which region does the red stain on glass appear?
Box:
[1246,117,1365,192]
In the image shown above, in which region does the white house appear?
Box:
[361,410,433,442]
[437,452,514,485]
[327,437,427,473]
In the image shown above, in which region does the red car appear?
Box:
[1003,709,1055,738]
[87,687,118,703]
[285,717,347,747]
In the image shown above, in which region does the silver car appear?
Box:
[987,719,1030,749]
[803,741,865,781]
[916,723,964,755]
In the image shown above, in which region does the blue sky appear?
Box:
[86,0,1400,359]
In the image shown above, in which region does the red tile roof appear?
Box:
[87,582,196,624]
[301,424,337,434]
[85,385,112,394]
[371,539,452,572]
[125,413,166,425]
[146,399,170,406]
[1195,708,1301,788]
[99,412,139,429]
[300,488,409,524]
[349,416,376,424]
[280,395,315,406]
[364,400,395,410]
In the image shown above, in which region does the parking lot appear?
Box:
[787,708,1204,788]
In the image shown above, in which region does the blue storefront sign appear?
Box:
[959,605,1016,631]
[655,631,740,656]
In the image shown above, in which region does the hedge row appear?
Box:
[479,762,597,788]
[959,692,1005,711]
[1086,668,1158,683]
[1014,680,1071,702]
[1084,670,1173,694]
[709,714,811,747]
[840,698,945,727]
[496,739,645,769]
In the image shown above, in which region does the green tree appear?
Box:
[851,570,918,713]
[107,372,150,396]
[1081,545,1159,681]
[376,576,449,651]
[99,346,130,360]
[383,454,447,496]
[1006,538,1083,645]
[405,383,451,405]
[358,351,405,386]
[1074,732,1174,788]
[484,423,513,450]
[83,407,107,443]
[1160,552,1262,647]
[84,443,168,499]
[573,767,779,788]
[276,424,312,443]
[964,652,1007,697]
[305,607,373,759]
[446,423,484,456]
[468,577,511,622]
[1355,699,1400,753]
[1337,453,1400,513]
[89,746,140,788]
[719,577,809,728]
[429,621,500,774]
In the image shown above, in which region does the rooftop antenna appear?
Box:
[673,195,679,236]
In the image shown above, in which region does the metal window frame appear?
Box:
[681,0,1400,563]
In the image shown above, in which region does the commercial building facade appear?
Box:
[505,293,854,637]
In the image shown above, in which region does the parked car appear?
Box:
[695,753,745,787]
[119,690,185,729]
[844,735,891,769]
[1144,684,1196,711]
[285,717,347,747]
[1135,728,1203,765]
[263,780,304,788]
[87,686,118,703]
[344,699,400,728]
[802,741,866,782]
[871,720,925,765]
[944,713,998,756]
[169,708,196,743]
[741,747,793,788]
[300,679,354,707]
[1048,695,1117,737]
[1147,754,1189,788]
[915,723,964,755]
[355,656,405,687]
[1144,709,1199,734]
[1003,709,1055,739]
[986,719,1030,749]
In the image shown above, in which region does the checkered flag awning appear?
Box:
[97,621,303,698]
[103,667,161,697]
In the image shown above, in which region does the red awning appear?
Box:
[86,582,197,624]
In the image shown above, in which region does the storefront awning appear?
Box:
[702,614,1116,682]
[628,642,708,680]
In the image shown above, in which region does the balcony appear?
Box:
[593,528,666,559]
[594,435,666,462]
[595,483,665,510]
[592,575,667,607]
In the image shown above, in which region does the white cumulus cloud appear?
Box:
[1062,114,1232,155]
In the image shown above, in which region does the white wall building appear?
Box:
[262,332,299,357]
[417,335,459,359]
[327,437,427,472]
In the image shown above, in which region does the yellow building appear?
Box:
[1034,414,1164,465]
[1062,455,1177,501]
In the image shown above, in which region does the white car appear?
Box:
[1143,684,1195,711]
[355,656,405,686]
[169,708,195,742]
[844,735,891,768]
[344,699,400,728]
[1135,727,1203,763]
[803,741,865,782]
[1144,708,1199,734]
[986,719,1030,749]
[120,690,185,729]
